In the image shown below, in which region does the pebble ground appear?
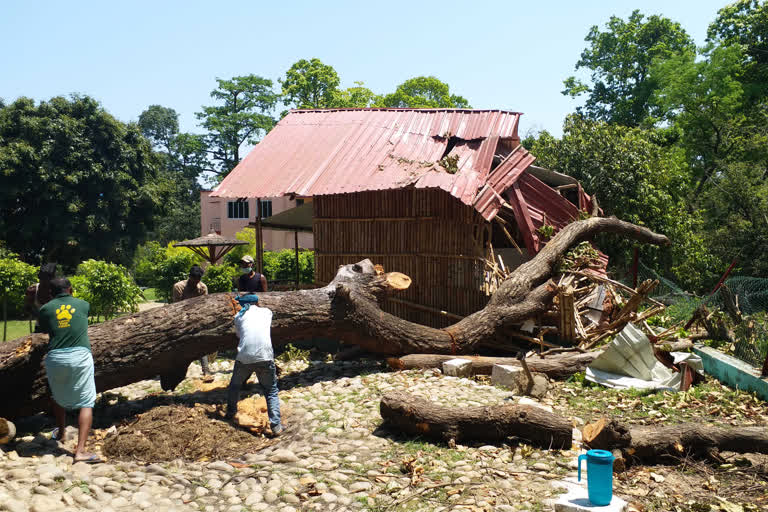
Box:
[0,359,582,512]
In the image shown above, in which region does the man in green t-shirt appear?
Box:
[39,277,100,463]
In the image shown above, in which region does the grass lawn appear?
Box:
[141,287,162,302]
[2,319,34,341]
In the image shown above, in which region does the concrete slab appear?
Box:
[694,344,768,401]
[553,483,628,512]
[442,358,473,378]
[492,364,523,388]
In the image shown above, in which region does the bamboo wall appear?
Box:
[314,189,492,328]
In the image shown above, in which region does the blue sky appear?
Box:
[1,0,728,138]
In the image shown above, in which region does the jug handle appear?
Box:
[577,454,586,482]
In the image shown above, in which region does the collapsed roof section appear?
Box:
[213,108,595,253]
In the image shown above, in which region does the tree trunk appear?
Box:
[389,351,601,379]
[379,391,572,449]
[0,217,669,420]
[583,418,768,463]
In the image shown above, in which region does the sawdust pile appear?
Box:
[103,397,283,462]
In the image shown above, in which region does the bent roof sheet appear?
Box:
[212,108,523,217]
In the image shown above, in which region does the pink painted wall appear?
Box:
[200,191,314,251]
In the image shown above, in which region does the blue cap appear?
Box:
[236,294,259,305]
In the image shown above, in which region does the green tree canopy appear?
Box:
[281,58,341,109]
[651,44,758,196]
[379,76,471,108]
[707,0,768,98]
[138,105,208,243]
[70,259,143,321]
[332,82,379,108]
[138,104,179,154]
[0,96,162,267]
[526,116,717,291]
[196,75,279,181]
[562,10,694,126]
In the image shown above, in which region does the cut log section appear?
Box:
[390,351,601,380]
[379,391,572,448]
[0,217,669,420]
[0,418,16,444]
[583,417,768,463]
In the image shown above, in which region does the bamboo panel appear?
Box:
[313,189,492,328]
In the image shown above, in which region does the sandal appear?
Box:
[73,453,103,464]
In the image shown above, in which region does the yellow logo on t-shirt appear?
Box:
[55,305,76,328]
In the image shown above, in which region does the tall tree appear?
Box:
[138,105,179,155]
[707,0,768,100]
[526,116,716,291]
[138,105,207,242]
[281,58,341,109]
[379,76,471,108]
[562,10,694,126]
[651,44,756,197]
[0,96,162,267]
[196,75,279,181]
[332,81,379,108]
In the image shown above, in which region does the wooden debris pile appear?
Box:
[485,242,668,350]
[552,272,665,350]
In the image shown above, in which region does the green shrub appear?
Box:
[203,264,238,293]
[222,229,257,267]
[222,229,315,284]
[132,241,167,287]
[263,249,315,283]
[0,255,38,317]
[276,343,310,363]
[70,260,143,321]
[0,255,38,339]
[132,241,203,293]
[154,252,201,302]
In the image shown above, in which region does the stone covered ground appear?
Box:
[1,356,767,512]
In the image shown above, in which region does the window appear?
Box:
[227,200,249,219]
[260,200,272,218]
[296,198,305,207]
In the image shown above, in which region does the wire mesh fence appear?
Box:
[629,263,768,368]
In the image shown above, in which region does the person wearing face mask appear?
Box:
[237,255,268,293]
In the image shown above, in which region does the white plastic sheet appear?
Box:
[585,323,703,391]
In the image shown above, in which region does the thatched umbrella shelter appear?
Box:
[173,232,248,266]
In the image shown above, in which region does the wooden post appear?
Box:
[558,287,576,343]
[294,230,300,290]
[631,247,639,289]
[710,258,738,296]
[255,198,264,274]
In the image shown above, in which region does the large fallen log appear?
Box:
[0,217,669,419]
[583,418,768,463]
[389,351,601,379]
[379,391,572,448]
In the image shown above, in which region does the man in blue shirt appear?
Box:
[225,294,282,436]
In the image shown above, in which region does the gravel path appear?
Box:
[0,359,579,511]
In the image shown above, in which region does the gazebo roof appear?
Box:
[173,232,249,266]
[173,232,248,248]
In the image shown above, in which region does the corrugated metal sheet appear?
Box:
[213,109,522,215]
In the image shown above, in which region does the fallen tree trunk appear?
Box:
[583,418,768,463]
[389,351,601,379]
[379,391,572,448]
[0,217,669,419]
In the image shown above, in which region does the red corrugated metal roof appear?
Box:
[213,109,522,217]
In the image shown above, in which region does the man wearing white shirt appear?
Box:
[225,294,283,436]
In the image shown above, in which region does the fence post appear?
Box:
[710,258,738,296]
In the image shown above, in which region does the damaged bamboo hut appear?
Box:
[213,108,599,328]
